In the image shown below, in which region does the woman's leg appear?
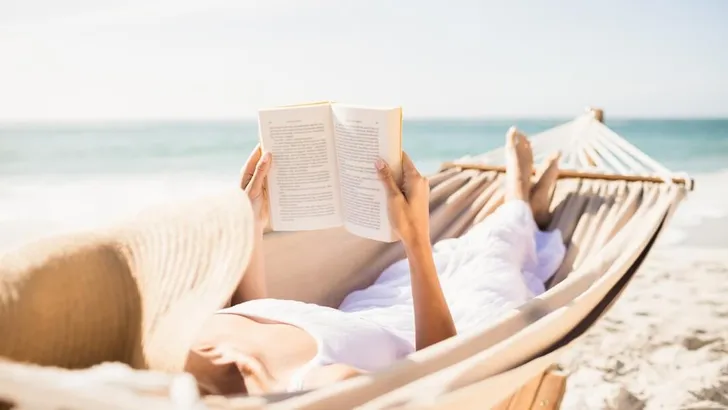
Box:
[530,152,561,230]
[459,128,560,277]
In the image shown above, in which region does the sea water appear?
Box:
[1,119,727,251]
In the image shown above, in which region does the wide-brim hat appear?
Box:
[0,189,255,373]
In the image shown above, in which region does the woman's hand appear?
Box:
[240,144,272,232]
[377,153,456,349]
[375,152,430,247]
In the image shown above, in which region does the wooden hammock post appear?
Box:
[583,107,605,166]
[492,365,568,410]
[589,107,604,123]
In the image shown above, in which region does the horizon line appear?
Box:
[2,114,728,127]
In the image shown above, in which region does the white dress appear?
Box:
[219,200,566,391]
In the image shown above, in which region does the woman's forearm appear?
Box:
[405,237,457,351]
[231,227,268,305]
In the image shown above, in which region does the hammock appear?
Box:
[0,109,692,409]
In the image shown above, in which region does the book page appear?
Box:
[259,104,343,231]
[331,104,402,242]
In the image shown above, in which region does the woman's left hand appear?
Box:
[240,144,272,231]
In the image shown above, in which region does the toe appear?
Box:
[513,130,529,150]
[523,137,532,153]
[544,152,561,173]
[506,127,518,147]
[534,152,561,179]
[506,126,519,146]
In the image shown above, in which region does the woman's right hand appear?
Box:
[240,144,272,233]
[375,152,430,247]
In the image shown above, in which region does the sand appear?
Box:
[559,235,728,409]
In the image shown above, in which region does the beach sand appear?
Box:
[559,221,728,409]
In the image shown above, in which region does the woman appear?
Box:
[184,127,565,395]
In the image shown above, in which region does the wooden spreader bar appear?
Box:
[439,162,695,191]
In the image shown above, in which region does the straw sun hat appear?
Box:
[0,189,256,376]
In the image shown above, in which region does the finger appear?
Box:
[240,144,262,189]
[247,151,272,196]
[401,152,421,177]
[375,158,402,198]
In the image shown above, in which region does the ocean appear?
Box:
[1,118,727,251]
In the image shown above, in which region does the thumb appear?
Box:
[401,152,420,177]
[375,158,402,199]
[247,152,272,197]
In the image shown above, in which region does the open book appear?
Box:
[258,102,402,242]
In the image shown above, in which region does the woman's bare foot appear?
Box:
[530,152,561,229]
[505,126,533,202]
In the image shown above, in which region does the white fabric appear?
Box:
[220,200,565,391]
[218,300,412,392]
[340,200,565,349]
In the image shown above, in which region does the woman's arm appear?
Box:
[375,154,457,350]
[403,237,456,350]
[232,228,267,304]
[232,145,272,304]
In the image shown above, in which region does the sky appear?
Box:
[0,0,727,122]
